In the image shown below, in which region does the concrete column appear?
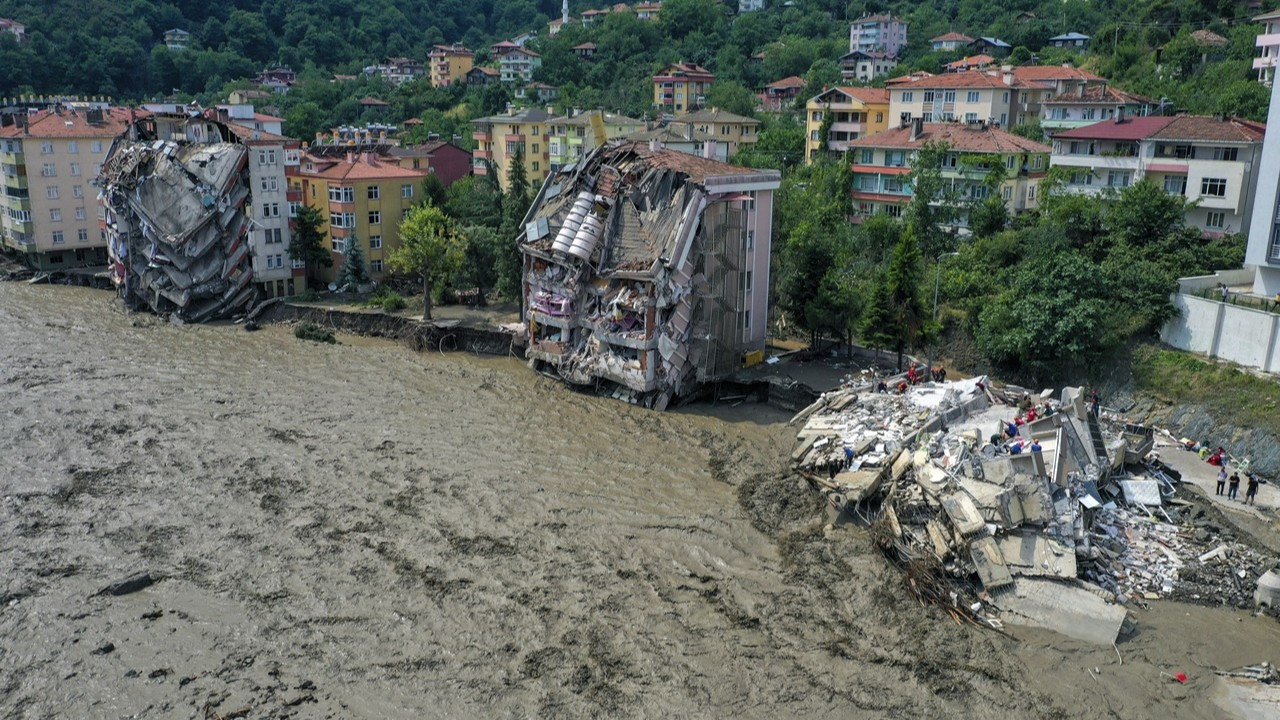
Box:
[1266,313,1280,373]
[1209,301,1226,359]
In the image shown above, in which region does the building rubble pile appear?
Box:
[791,377,1278,644]
[98,114,255,321]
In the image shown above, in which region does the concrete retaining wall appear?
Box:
[1161,269,1280,374]
[262,303,525,357]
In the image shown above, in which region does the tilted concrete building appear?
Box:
[519,142,780,409]
[99,110,258,321]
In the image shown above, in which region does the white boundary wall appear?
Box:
[1160,268,1280,373]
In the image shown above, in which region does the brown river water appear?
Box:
[3,283,1279,719]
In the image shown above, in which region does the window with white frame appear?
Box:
[47,185,59,199]
[67,141,78,153]
[288,201,299,217]
[91,140,103,153]
[368,211,381,224]
[41,164,55,177]
[401,183,413,198]
[1107,171,1131,188]
[1212,147,1238,161]
[50,208,61,221]
[52,230,64,244]
[77,228,88,242]
[371,259,383,272]
[41,141,53,154]
[369,235,382,249]
[1206,211,1225,229]
[75,207,85,220]
[368,186,380,200]
[72,185,83,198]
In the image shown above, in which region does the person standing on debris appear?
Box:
[1228,471,1241,500]
[1005,421,1018,439]
[1088,388,1100,416]
[907,365,918,385]
[1208,447,1225,466]
[1217,466,1228,496]
[876,379,888,393]
[844,446,854,469]
[1246,474,1260,505]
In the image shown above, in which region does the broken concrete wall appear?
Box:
[99,115,256,321]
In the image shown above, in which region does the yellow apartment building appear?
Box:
[471,106,557,191]
[428,44,474,88]
[803,86,890,162]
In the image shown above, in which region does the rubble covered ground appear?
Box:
[791,374,1280,647]
[98,110,257,321]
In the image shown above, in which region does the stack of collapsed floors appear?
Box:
[519,142,779,409]
[99,121,255,321]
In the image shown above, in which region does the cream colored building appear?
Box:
[1,105,130,271]
[472,106,557,191]
[548,111,645,168]
[804,86,890,162]
[672,107,760,156]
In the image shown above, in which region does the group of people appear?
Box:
[876,363,949,395]
[1215,465,1261,505]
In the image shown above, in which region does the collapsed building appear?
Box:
[98,108,257,321]
[518,142,781,409]
[791,376,1278,645]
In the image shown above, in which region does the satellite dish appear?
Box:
[327,283,337,292]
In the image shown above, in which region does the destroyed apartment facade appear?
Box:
[792,377,1277,645]
[98,109,258,321]
[519,142,780,409]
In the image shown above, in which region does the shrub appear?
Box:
[365,286,407,312]
[294,321,335,344]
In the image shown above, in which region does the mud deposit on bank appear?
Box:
[3,283,1280,719]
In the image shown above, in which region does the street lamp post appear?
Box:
[926,251,959,377]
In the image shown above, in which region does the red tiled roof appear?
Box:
[606,142,769,184]
[1051,116,1177,141]
[254,112,284,122]
[471,67,501,76]
[0,106,133,138]
[893,70,1042,90]
[947,54,994,69]
[573,42,598,50]
[811,86,890,105]
[301,153,429,181]
[1010,65,1104,82]
[766,75,807,90]
[848,123,1052,154]
[931,32,974,43]
[1043,86,1156,106]
[1149,115,1265,143]
[359,97,389,106]
[221,122,293,143]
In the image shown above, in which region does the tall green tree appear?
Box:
[905,140,959,259]
[777,221,836,344]
[497,147,532,300]
[390,205,468,321]
[879,226,928,370]
[335,234,371,291]
[286,204,331,290]
[420,174,448,208]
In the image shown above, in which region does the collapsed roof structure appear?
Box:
[98,108,256,321]
[792,375,1275,645]
[519,142,780,409]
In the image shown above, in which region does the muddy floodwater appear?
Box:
[3,283,1280,719]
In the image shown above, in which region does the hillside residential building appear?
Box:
[213,105,283,135]
[500,48,542,84]
[1050,115,1266,237]
[1,18,27,43]
[759,76,807,111]
[1040,87,1158,132]
[164,28,191,50]
[210,106,304,298]
[969,37,1011,57]
[519,142,780,408]
[847,120,1052,227]
[888,70,1042,128]
[491,40,520,57]
[1049,33,1091,51]
[1255,9,1280,85]
[1247,80,1280,294]
[619,123,730,161]
[389,141,472,187]
[471,106,557,190]
[368,57,425,86]
[581,8,611,26]
[839,50,899,82]
[653,63,715,113]
[1010,65,1107,125]
[849,14,908,57]
[573,42,597,59]
[635,2,662,21]
[803,86,891,162]
[0,106,130,271]
[739,0,766,11]
[466,66,501,85]
[548,111,646,167]
[292,148,428,283]
[253,66,297,91]
[428,45,473,87]
[227,89,271,105]
[930,32,974,52]
[674,107,760,155]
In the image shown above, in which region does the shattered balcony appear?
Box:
[98,114,256,322]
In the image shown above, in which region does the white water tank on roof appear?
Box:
[553,191,594,254]
[568,211,603,261]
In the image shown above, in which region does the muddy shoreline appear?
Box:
[3,283,1280,719]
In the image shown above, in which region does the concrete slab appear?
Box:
[996,577,1127,645]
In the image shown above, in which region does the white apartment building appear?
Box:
[888,71,1037,128]
[1254,9,1280,85]
[1050,114,1266,237]
[1247,79,1280,295]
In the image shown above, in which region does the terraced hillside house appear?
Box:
[547,111,646,168]
[0,105,130,271]
[887,70,1042,128]
[471,106,557,191]
[847,119,1051,228]
[428,45,473,87]
[804,86,891,162]
[292,146,428,283]
[1050,114,1266,237]
[673,107,760,156]
[653,63,715,114]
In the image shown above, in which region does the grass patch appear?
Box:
[294,322,336,344]
[293,290,320,302]
[1132,344,1280,430]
